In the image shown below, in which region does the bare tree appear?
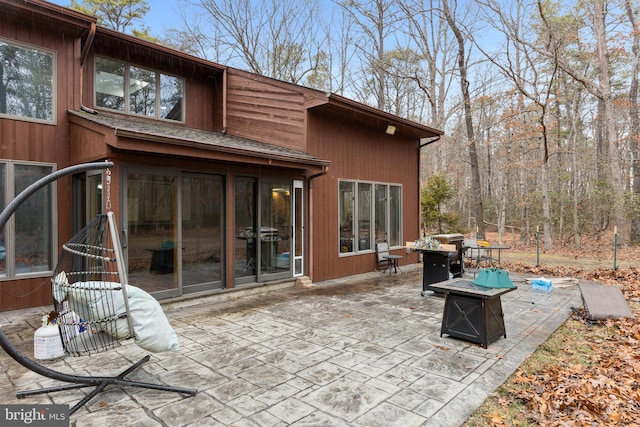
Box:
[329,7,358,96]
[400,0,457,131]
[563,74,588,247]
[336,0,402,110]
[475,0,558,250]
[442,0,486,239]
[625,0,640,242]
[537,0,629,243]
[163,14,220,60]
[180,0,325,85]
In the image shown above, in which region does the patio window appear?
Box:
[339,181,355,253]
[0,38,55,123]
[0,161,55,278]
[339,180,402,255]
[95,56,184,121]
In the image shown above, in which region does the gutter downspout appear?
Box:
[79,22,98,114]
[306,165,329,282]
[222,69,227,133]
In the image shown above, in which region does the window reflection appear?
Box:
[358,183,371,250]
[181,174,223,287]
[127,173,177,293]
[234,178,257,278]
[129,66,156,116]
[0,39,54,122]
[338,180,402,254]
[0,163,53,276]
[95,56,184,121]
[95,57,125,111]
[339,181,354,253]
[260,182,290,275]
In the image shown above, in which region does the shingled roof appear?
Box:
[68,110,331,169]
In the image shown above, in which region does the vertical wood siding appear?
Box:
[307,109,421,282]
[0,17,78,310]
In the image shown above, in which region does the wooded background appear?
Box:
[71,0,640,249]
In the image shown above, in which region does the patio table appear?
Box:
[466,244,510,265]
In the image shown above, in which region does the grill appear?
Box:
[432,233,465,278]
[419,233,465,296]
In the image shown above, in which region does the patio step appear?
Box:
[295,276,314,288]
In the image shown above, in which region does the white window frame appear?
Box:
[338,179,403,256]
[0,160,57,279]
[0,37,56,124]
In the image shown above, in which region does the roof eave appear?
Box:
[324,93,444,137]
[112,128,330,168]
[94,26,227,74]
[67,111,330,173]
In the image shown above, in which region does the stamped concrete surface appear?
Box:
[0,265,582,426]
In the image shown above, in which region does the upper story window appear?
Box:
[0,38,55,124]
[95,56,184,122]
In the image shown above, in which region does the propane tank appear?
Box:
[34,314,64,361]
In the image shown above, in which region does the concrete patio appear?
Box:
[0,265,583,426]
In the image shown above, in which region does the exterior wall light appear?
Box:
[385,124,396,135]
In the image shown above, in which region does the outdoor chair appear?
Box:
[0,163,196,416]
[376,241,403,273]
[464,238,485,265]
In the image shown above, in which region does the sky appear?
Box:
[139,1,181,36]
[47,0,504,56]
[48,0,179,37]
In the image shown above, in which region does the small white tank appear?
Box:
[34,314,64,361]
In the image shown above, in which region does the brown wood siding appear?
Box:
[307,109,421,282]
[0,278,54,311]
[1,21,72,165]
[69,122,110,163]
[1,15,80,311]
[225,72,306,151]
[184,75,222,131]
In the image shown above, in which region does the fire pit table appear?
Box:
[428,278,517,348]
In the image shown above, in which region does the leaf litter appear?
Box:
[466,260,640,426]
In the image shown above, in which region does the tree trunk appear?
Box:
[497,171,507,244]
[568,83,582,248]
[541,154,553,250]
[442,0,485,239]
[592,1,628,243]
[625,0,640,242]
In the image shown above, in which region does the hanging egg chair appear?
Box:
[0,162,196,415]
[52,212,180,357]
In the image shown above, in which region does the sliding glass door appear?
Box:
[234,177,301,284]
[124,168,224,298]
[259,180,291,280]
[233,178,257,283]
[293,180,303,276]
[123,169,302,294]
[126,171,178,296]
[181,173,224,293]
